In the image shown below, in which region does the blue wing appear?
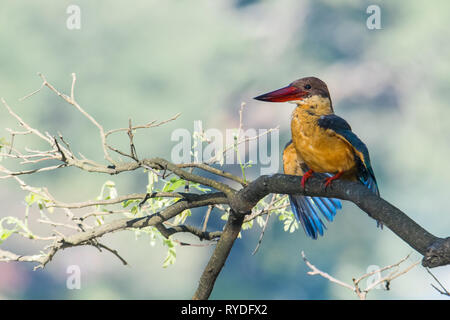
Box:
[317,114,382,228]
[317,114,379,196]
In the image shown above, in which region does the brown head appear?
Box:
[254,77,333,113]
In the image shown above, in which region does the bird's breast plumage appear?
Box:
[291,107,356,175]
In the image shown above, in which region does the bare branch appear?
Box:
[94,242,128,266]
[426,268,450,296]
[0,248,47,264]
[178,163,247,186]
[302,251,420,300]
[36,73,116,164]
[104,113,181,138]
[1,98,53,145]
[202,205,214,232]
[301,251,355,291]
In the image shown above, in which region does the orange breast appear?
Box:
[283,142,305,175]
[291,109,356,174]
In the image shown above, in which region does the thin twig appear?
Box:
[301,251,355,291]
[104,113,181,137]
[252,194,277,255]
[301,251,420,300]
[95,242,128,266]
[426,267,450,296]
[202,205,214,232]
[38,73,116,164]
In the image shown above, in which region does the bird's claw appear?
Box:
[301,169,314,188]
[323,172,343,189]
[324,177,334,189]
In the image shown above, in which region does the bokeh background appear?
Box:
[1,0,450,299]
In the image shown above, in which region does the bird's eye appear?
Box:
[304,84,311,90]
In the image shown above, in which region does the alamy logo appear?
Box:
[66,265,81,290]
[66,5,81,30]
[170,120,280,175]
[366,5,381,30]
[366,264,384,289]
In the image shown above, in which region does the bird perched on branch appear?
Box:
[254,77,379,239]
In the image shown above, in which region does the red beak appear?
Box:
[254,85,307,102]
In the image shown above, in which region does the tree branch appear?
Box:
[302,251,420,300]
[18,192,228,269]
[191,173,450,299]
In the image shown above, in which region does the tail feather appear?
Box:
[310,197,333,221]
[303,198,325,236]
[363,176,379,196]
[360,175,382,228]
[288,172,381,239]
[289,194,341,239]
[289,195,316,238]
[312,197,342,222]
[328,198,342,209]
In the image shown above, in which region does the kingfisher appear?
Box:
[254,77,379,239]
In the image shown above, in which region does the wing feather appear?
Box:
[318,115,379,196]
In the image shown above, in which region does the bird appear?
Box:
[254,76,379,239]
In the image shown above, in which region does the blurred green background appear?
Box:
[1,0,450,299]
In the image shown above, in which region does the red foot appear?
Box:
[301,169,314,188]
[324,171,344,188]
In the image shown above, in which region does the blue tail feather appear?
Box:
[289,172,381,239]
[289,194,340,239]
[362,176,379,196]
[361,175,382,228]
[329,198,342,209]
[289,195,315,238]
[311,197,335,222]
[303,198,325,236]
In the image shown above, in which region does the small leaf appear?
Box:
[162,178,186,192]
[242,220,253,230]
[173,209,191,225]
[190,183,211,193]
[122,199,137,208]
[0,229,15,244]
[256,215,265,228]
[162,238,177,268]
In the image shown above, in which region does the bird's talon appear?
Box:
[324,178,333,189]
[323,172,343,189]
[301,169,314,188]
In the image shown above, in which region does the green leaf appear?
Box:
[256,215,265,228]
[221,212,229,221]
[190,182,211,193]
[122,199,138,208]
[162,238,177,268]
[162,178,186,192]
[25,192,36,206]
[131,205,139,215]
[0,216,34,242]
[173,209,191,225]
[0,137,9,155]
[282,215,298,233]
[0,228,15,244]
[241,220,253,230]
